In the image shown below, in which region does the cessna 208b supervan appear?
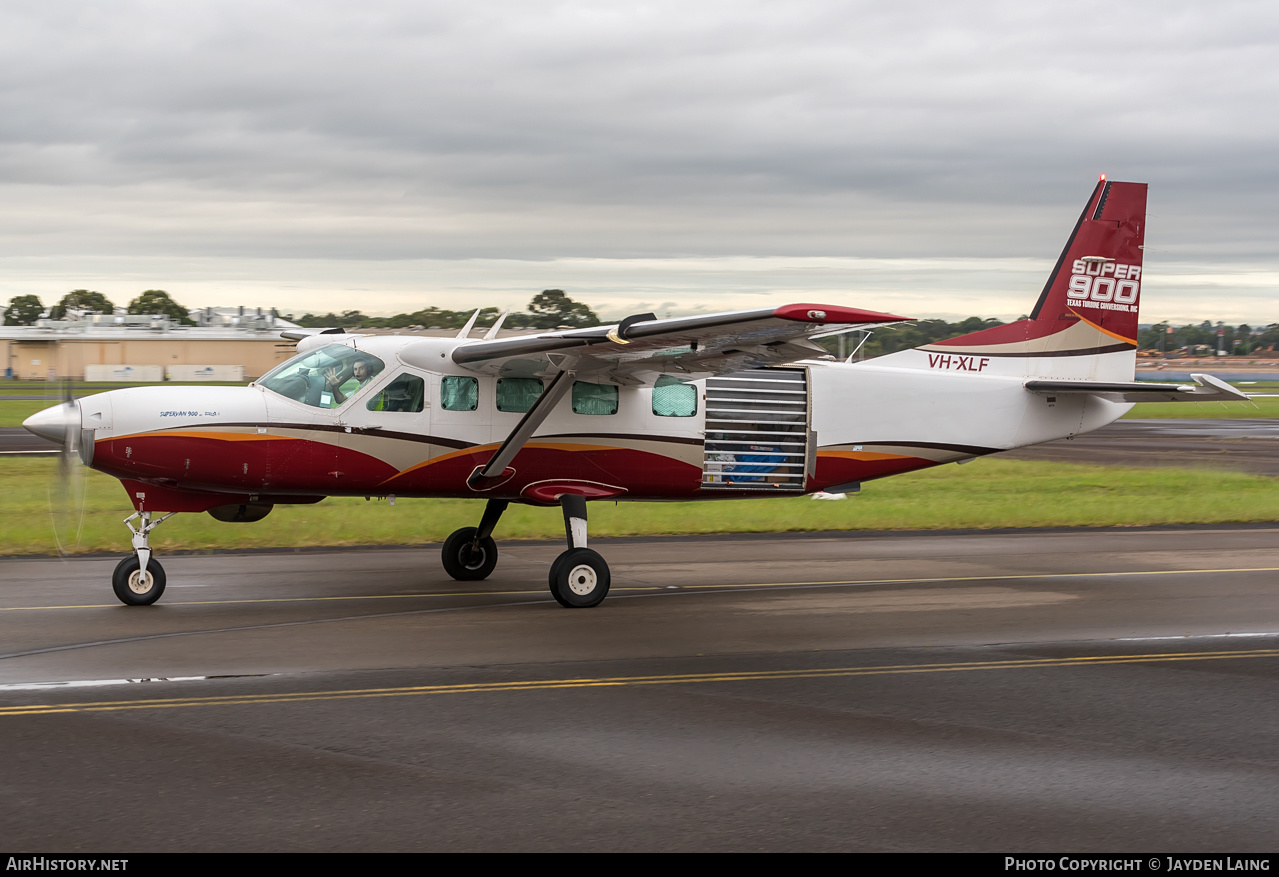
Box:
[23,179,1248,608]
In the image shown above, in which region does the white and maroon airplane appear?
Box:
[24,179,1247,608]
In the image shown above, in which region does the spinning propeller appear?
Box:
[24,380,88,555]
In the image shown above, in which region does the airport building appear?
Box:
[0,308,301,381]
[1,307,544,381]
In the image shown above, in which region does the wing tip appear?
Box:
[772,304,914,324]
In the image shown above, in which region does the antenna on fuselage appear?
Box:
[482,308,511,341]
[456,309,481,339]
[846,329,873,362]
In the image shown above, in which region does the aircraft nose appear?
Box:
[22,402,79,446]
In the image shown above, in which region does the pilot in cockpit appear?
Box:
[324,357,380,407]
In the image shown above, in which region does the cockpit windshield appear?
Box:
[258,345,386,409]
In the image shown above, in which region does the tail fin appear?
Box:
[881,178,1148,381]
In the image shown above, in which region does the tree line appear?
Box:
[1136,321,1279,355]
[289,290,599,330]
[2,290,193,325]
[2,288,600,331]
[829,317,1279,358]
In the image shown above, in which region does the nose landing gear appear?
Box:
[113,511,175,606]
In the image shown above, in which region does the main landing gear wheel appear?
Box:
[442,526,499,581]
[548,548,610,608]
[111,555,167,606]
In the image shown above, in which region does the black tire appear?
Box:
[548,548,610,608]
[441,527,498,581]
[111,555,166,606]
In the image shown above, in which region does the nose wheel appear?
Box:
[112,554,167,606]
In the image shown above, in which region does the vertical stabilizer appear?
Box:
[875,179,1148,381]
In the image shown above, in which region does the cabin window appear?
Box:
[367,373,425,412]
[572,382,618,415]
[496,377,544,413]
[441,376,478,411]
[652,375,696,417]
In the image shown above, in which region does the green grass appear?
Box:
[1121,395,1279,419]
[0,400,53,427]
[2,456,1276,557]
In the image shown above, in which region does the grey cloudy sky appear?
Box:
[2,1,1277,324]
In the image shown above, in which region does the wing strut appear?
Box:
[467,370,576,491]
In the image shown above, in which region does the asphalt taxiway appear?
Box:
[1001,418,1279,476]
[2,527,1279,851]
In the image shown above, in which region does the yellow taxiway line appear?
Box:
[3,647,1278,717]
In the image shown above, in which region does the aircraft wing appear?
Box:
[435,304,912,383]
[1024,373,1251,403]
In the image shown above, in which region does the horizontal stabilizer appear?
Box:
[1024,373,1250,403]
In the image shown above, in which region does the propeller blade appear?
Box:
[45,379,88,557]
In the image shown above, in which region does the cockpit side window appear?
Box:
[259,345,386,409]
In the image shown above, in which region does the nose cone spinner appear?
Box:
[23,402,79,446]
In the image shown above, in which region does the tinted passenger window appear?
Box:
[496,378,544,413]
[572,382,618,415]
[441,376,478,411]
[653,375,696,417]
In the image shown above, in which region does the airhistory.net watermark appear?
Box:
[6,860,128,871]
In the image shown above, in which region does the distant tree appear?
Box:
[524,290,599,329]
[1138,321,1170,350]
[290,296,592,332]
[127,289,194,325]
[1256,323,1279,352]
[3,295,43,325]
[953,316,1004,335]
[49,290,115,320]
[295,310,371,329]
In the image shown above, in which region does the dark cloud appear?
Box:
[0,1,1276,273]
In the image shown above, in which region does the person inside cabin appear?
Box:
[324,357,378,407]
